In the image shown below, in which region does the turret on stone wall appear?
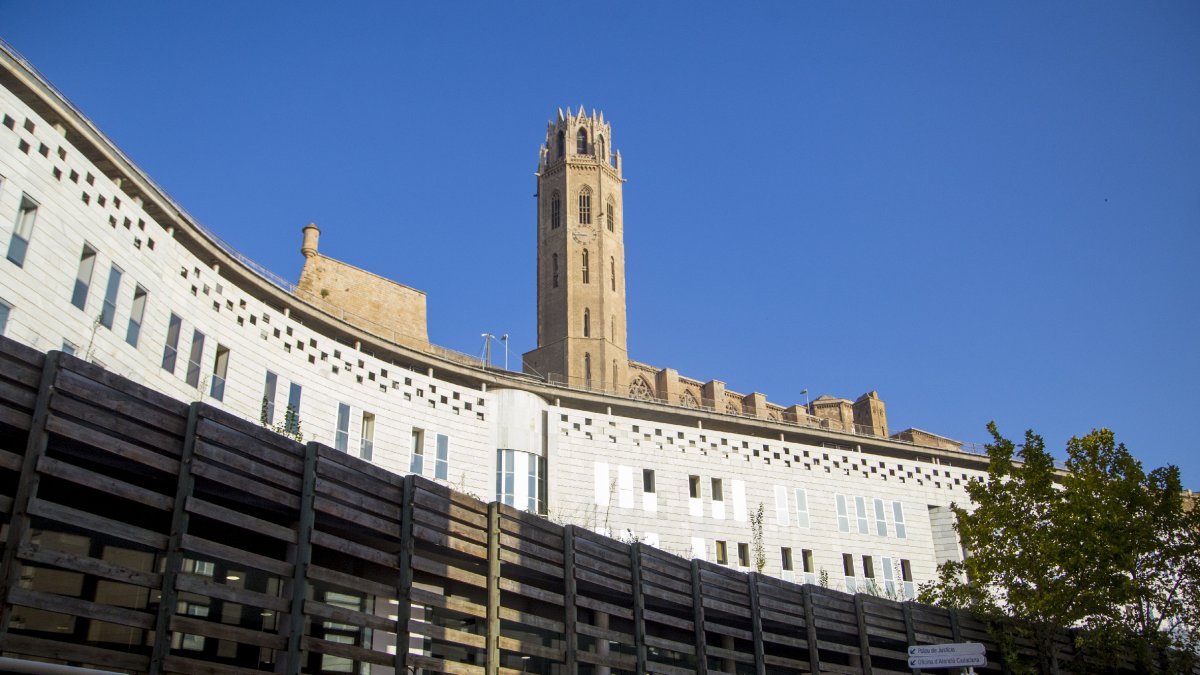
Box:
[853,391,888,437]
[809,396,855,432]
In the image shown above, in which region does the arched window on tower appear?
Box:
[578,187,591,225]
[610,257,616,291]
[551,191,561,229]
[583,309,590,337]
[581,249,589,283]
[577,128,588,154]
[597,135,606,159]
[584,353,592,389]
[557,130,565,159]
[606,198,615,232]
[552,253,558,288]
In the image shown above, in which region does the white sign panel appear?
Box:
[907,643,986,669]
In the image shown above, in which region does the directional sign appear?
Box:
[908,643,987,668]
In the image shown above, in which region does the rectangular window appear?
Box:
[901,559,915,598]
[842,553,857,593]
[7,195,38,267]
[209,344,229,401]
[359,412,375,460]
[435,433,449,480]
[61,341,76,356]
[835,494,850,532]
[781,547,794,571]
[711,477,723,502]
[335,403,351,452]
[642,469,655,493]
[688,475,700,499]
[71,244,97,310]
[529,454,546,514]
[862,555,875,579]
[774,485,788,525]
[125,285,147,347]
[737,543,750,568]
[185,329,205,387]
[98,265,123,329]
[893,501,907,539]
[855,496,870,534]
[795,488,810,528]
[410,428,424,474]
[285,383,302,435]
[161,313,182,372]
[882,557,896,597]
[262,371,278,425]
[874,498,888,536]
[0,300,9,336]
[802,549,815,572]
[715,541,728,565]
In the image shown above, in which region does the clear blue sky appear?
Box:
[4,2,1198,488]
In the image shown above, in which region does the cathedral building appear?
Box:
[0,43,988,603]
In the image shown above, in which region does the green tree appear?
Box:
[920,423,1199,674]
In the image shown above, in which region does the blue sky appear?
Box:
[4,2,1198,488]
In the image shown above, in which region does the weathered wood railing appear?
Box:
[0,337,1190,674]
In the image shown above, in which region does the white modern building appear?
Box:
[0,42,985,601]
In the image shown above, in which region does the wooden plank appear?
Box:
[37,454,174,510]
[631,542,648,674]
[394,475,416,675]
[412,522,488,559]
[574,566,632,596]
[185,496,298,544]
[497,529,564,566]
[692,559,709,675]
[498,576,564,606]
[310,529,399,569]
[497,605,563,633]
[564,525,578,675]
[645,632,697,655]
[190,461,301,510]
[497,635,564,661]
[45,414,180,474]
[412,484,489,529]
[855,594,875,674]
[574,593,633,620]
[54,366,187,433]
[644,607,693,632]
[802,583,821,673]
[316,444,406,495]
[571,533,632,568]
[300,635,394,667]
[307,563,395,599]
[174,573,290,613]
[163,654,272,675]
[486,502,501,675]
[0,633,148,671]
[149,401,200,675]
[498,547,564,580]
[27,498,168,549]
[18,542,162,589]
[408,653,485,675]
[412,506,489,547]
[413,586,488,620]
[180,533,292,577]
[314,475,400,522]
[748,573,766,675]
[411,552,487,590]
[195,414,303,470]
[283,441,318,675]
[411,617,487,650]
[304,597,395,633]
[169,614,287,649]
[193,438,301,492]
[8,585,155,629]
[313,492,400,538]
[0,402,31,431]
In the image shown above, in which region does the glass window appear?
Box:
[0,299,9,336]
[162,314,182,373]
[209,345,229,401]
[855,496,870,534]
[71,244,96,310]
[642,469,655,493]
[737,543,750,568]
[578,188,591,224]
[688,475,700,499]
[711,477,723,502]
[262,371,278,425]
[550,191,560,229]
[556,130,564,159]
[126,285,147,347]
[835,494,849,532]
[874,498,888,536]
[7,195,38,267]
[882,557,896,597]
[606,199,614,231]
[435,434,449,480]
[901,559,914,598]
[497,448,541,512]
[359,412,375,460]
[893,501,907,539]
[185,330,205,387]
[335,403,351,452]
[610,257,615,291]
[410,428,424,474]
[98,265,123,329]
[552,253,558,287]
[581,249,589,283]
[795,488,810,528]
[715,541,728,565]
[781,547,793,571]
[583,309,590,337]
[576,128,587,154]
[285,383,302,435]
[843,553,857,593]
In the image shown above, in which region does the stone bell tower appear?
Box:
[523,106,628,393]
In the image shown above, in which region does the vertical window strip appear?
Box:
[581,249,589,283]
[7,195,38,267]
[185,329,205,387]
[774,485,788,526]
[893,501,907,539]
[835,494,849,532]
[882,557,896,597]
[334,403,351,452]
[874,498,888,536]
[262,371,278,425]
[435,434,449,480]
[126,285,147,347]
[0,299,10,336]
[99,265,123,329]
[285,382,302,435]
[71,244,96,310]
[855,495,870,534]
[795,488,810,528]
[162,314,182,372]
[410,428,424,474]
[842,553,857,593]
[209,345,229,401]
[359,412,375,460]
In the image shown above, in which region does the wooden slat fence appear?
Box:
[0,338,1189,675]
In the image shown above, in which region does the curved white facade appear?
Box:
[0,44,984,597]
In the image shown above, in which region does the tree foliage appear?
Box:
[920,423,1199,673]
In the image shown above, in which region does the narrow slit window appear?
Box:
[583,309,590,337]
[711,477,724,502]
[435,433,449,480]
[576,128,588,154]
[893,501,907,539]
[642,469,655,493]
[781,547,794,571]
[161,313,182,373]
[874,498,888,536]
[843,553,857,593]
[835,494,849,532]
[715,541,728,565]
[737,543,750,568]
[285,383,302,435]
[578,188,591,224]
[581,249,589,283]
[98,265,123,329]
[901,559,914,598]
[262,371,278,425]
[71,244,97,310]
[795,488,810,528]
[606,200,614,231]
[410,428,425,474]
[209,345,229,401]
[359,412,375,460]
[550,191,560,229]
[882,557,896,596]
[7,195,39,267]
[335,403,351,452]
[688,475,700,499]
[855,496,870,534]
[552,253,558,288]
[185,330,205,387]
[125,285,147,347]
[0,300,9,336]
[610,257,615,291]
